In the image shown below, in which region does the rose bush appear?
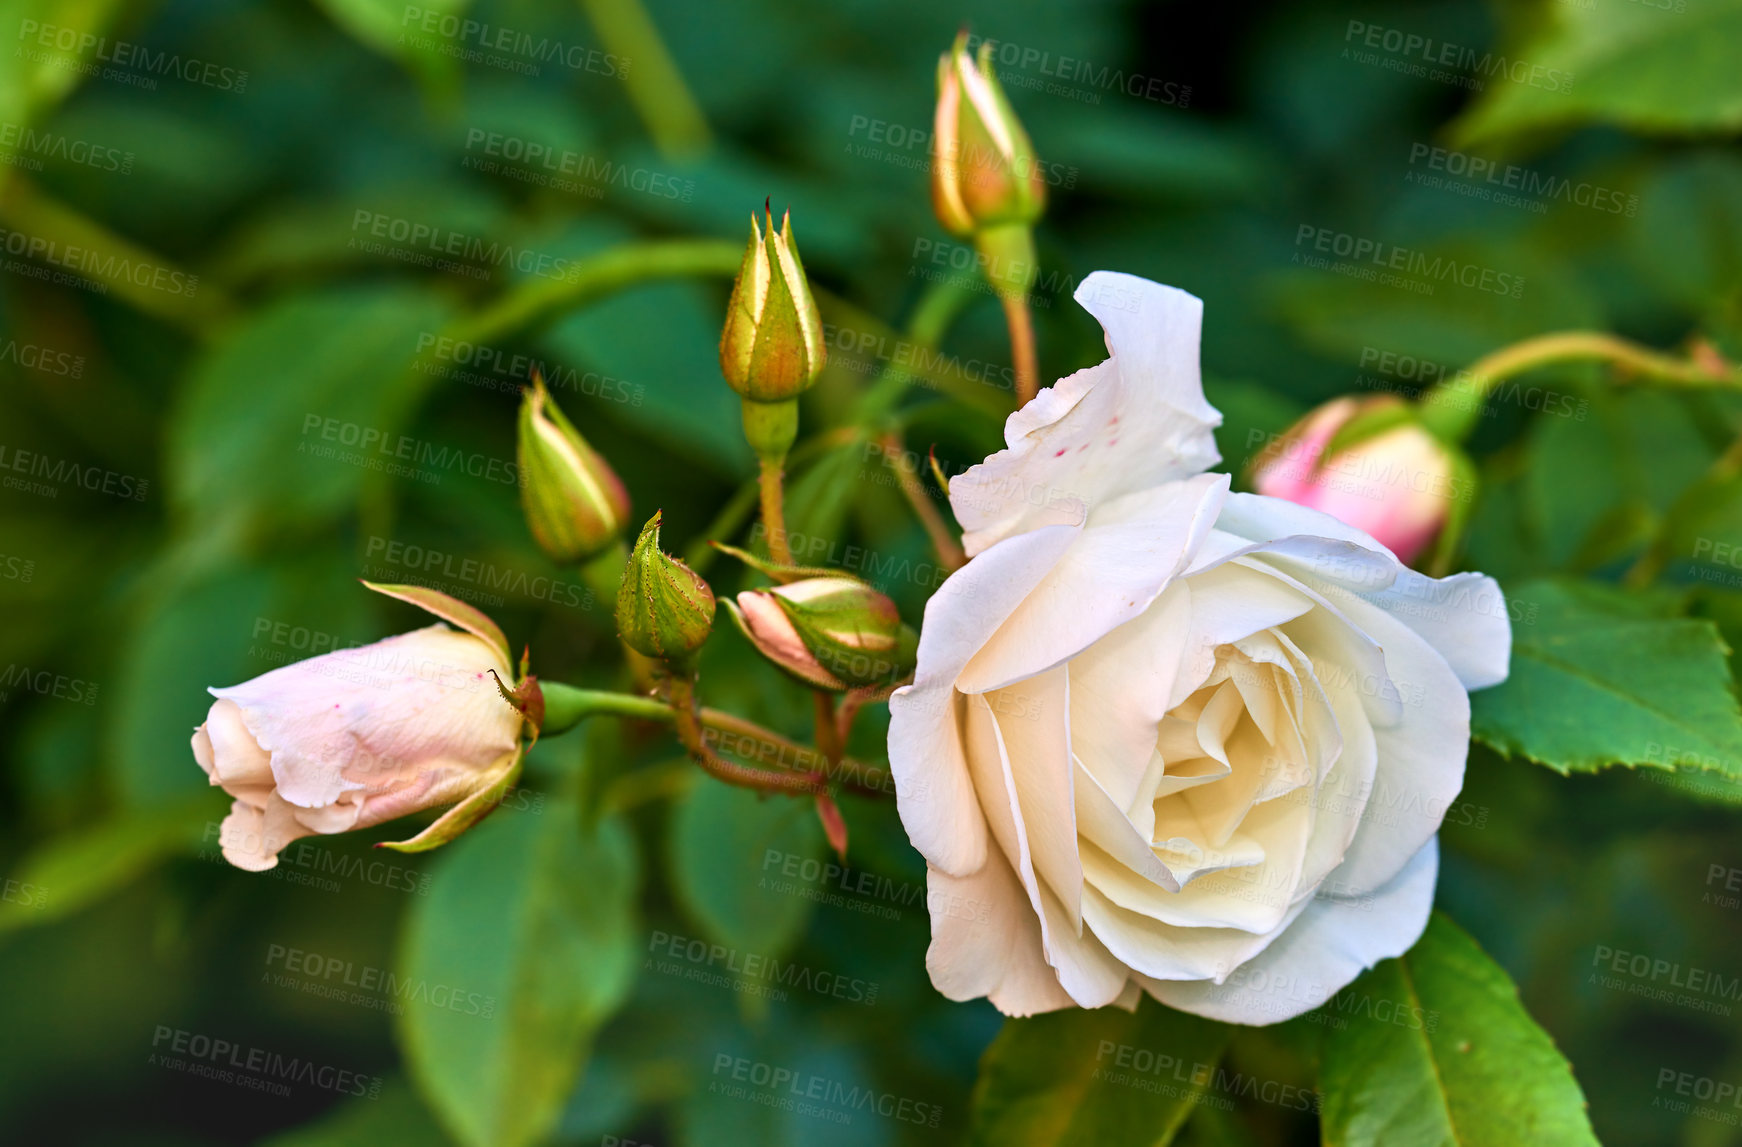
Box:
[193,624,524,871]
[888,271,1510,1024]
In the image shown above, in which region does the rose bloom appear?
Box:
[888,272,1509,1023]
[192,624,523,871]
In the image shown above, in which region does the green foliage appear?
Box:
[967,1000,1231,1146]
[2,0,1741,1142]
[1473,579,1742,777]
[1319,913,1600,1146]
[1452,0,1742,147]
[668,773,823,957]
[396,802,639,1147]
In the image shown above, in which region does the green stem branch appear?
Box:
[1421,331,1741,443]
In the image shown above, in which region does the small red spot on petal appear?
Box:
[1054,448,1067,457]
[1108,439,1119,447]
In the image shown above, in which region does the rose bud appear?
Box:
[616,512,716,667]
[1251,396,1463,566]
[719,205,826,406]
[192,624,525,872]
[932,31,1046,240]
[725,576,919,691]
[517,373,630,565]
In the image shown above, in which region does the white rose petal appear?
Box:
[889,273,1509,1024]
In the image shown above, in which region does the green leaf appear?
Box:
[397,798,639,1147]
[1472,578,1742,776]
[168,285,457,531]
[668,773,822,957]
[1318,913,1598,1147]
[0,0,129,126]
[1452,0,1742,149]
[0,796,218,935]
[311,0,467,77]
[967,998,1231,1147]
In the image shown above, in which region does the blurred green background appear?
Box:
[2,0,1741,1143]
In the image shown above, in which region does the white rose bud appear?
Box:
[192,623,524,872]
[888,272,1511,1024]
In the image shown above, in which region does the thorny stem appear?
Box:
[665,674,823,796]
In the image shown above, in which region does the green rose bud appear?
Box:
[616,512,716,667]
[725,576,918,691]
[517,374,630,565]
[720,206,826,407]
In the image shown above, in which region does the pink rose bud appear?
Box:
[1251,397,1459,565]
[725,576,918,691]
[191,624,525,871]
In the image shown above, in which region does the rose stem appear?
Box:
[758,455,795,565]
[878,431,967,571]
[1001,290,1039,406]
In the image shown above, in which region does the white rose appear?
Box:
[887,272,1510,1024]
[192,624,523,871]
